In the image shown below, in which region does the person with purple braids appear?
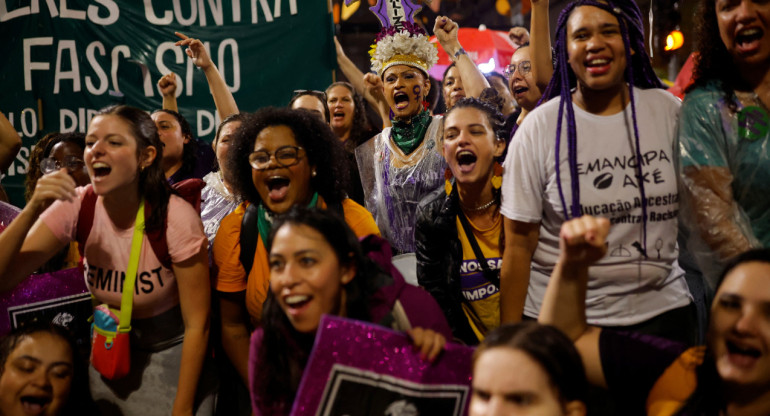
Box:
[499,0,695,344]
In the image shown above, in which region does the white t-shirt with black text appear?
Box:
[501,87,691,326]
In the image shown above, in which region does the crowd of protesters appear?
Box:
[1,0,769,415]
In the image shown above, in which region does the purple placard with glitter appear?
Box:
[0,268,89,336]
[291,315,473,416]
[0,200,21,230]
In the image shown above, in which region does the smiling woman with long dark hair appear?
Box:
[416,94,507,345]
[250,206,451,415]
[0,105,215,415]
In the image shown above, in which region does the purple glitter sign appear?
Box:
[291,315,473,416]
[0,203,91,339]
[0,268,90,337]
[345,0,422,30]
[0,200,20,230]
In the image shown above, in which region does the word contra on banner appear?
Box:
[144,0,298,26]
[1,0,330,207]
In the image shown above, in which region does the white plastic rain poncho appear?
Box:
[355,116,446,255]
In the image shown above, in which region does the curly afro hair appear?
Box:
[227,107,350,209]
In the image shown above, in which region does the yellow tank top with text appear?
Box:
[456,213,502,342]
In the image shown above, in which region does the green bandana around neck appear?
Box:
[257,192,319,246]
[390,110,431,155]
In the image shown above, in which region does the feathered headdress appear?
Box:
[347,0,438,76]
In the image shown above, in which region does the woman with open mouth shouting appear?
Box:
[0,322,94,416]
[500,0,695,344]
[540,216,770,415]
[212,107,380,390]
[503,0,553,132]
[249,206,451,415]
[678,0,770,281]
[356,15,490,281]
[325,81,378,205]
[415,94,507,345]
[0,105,215,415]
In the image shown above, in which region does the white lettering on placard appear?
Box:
[85,41,109,95]
[156,41,185,96]
[23,37,54,91]
[144,0,173,24]
[54,40,81,94]
[197,110,217,137]
[110,45,130,94]
[218,38,240,92]
[2,0,117,24]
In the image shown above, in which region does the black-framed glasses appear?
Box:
[503,60,532,78]
[40,155,86,174]
[293,89,327,102]
[248,146,306,170]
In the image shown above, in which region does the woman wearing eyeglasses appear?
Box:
[25,133,90,203]
[504,0,553,129]
[23,132,90,273]
[212,107,379,388]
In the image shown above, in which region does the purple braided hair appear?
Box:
[543,0,665,258]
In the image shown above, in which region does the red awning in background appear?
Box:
[429,27,517,79]
[667,52,698,100]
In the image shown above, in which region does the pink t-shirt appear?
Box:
[41,186,206,319]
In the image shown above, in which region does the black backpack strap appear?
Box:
[238,199,343,276]
[457,212,501,288]
[239,203,259,276]
[326,198,344,219]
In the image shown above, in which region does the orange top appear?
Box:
[213,198,380,322]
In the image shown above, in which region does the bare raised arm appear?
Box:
[508,27,530,48]
[362,72,392,128]
[530,0,554,91]
[434,16,490,99]
[175,32,239,119]
[0,170,74,292]
[335,37,391,128]
[158,72,179,112]
[0,111,21,172]
[538,215,609,388]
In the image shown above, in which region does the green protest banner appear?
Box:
[0,0,334,206]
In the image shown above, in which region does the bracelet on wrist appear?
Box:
[453,48,467,61]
